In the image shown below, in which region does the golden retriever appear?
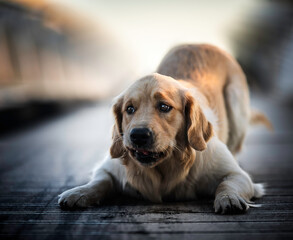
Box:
[58,44,271,214]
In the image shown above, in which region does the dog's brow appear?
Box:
[153,92,174,104]
[123,98,136,109]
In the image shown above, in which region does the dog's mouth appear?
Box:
[127,147,166,166]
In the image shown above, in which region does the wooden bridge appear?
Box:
[0,94,292,239]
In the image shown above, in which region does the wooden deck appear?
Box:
[0,94,293,239]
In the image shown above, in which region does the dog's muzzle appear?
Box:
[128,128,166,166]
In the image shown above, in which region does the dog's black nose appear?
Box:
[130,128,153,147]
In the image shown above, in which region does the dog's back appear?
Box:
[157,44,250,154]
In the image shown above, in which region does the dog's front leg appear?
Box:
[214,171,256,214]
[58,157,125,208]
[205,138,264,214]
[58,171,113,208]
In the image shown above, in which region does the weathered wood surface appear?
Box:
[0,95,293,240]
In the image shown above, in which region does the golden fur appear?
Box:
[58,44,270,214]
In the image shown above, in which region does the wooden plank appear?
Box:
[1,194,293,204]
[1,211,293,223]
[1,203,293,215]
[0,233,292,240]
[1,222,293,234]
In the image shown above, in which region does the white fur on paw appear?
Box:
[58,186,97,208]
[214,193,249,214]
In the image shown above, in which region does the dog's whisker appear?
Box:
[173,144,183,153]
[112,136,123,144]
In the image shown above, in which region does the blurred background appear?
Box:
[0,0,292,134]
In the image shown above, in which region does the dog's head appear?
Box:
[110,73,213,168]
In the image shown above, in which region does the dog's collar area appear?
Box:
[127,147,165,165]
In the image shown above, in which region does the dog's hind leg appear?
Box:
[224,64,250,156]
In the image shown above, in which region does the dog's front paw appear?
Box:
[214,193,248,214]
[58,186,98,208]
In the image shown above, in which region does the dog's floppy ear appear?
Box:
[110,96,125,158]
[185,93,213,151]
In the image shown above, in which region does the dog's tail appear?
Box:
[254,183,265,198]
[250,109,273,131]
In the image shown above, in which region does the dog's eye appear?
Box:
[126,105,135,114]
[159,103,172,113]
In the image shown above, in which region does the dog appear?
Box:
[58,44,271,214]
